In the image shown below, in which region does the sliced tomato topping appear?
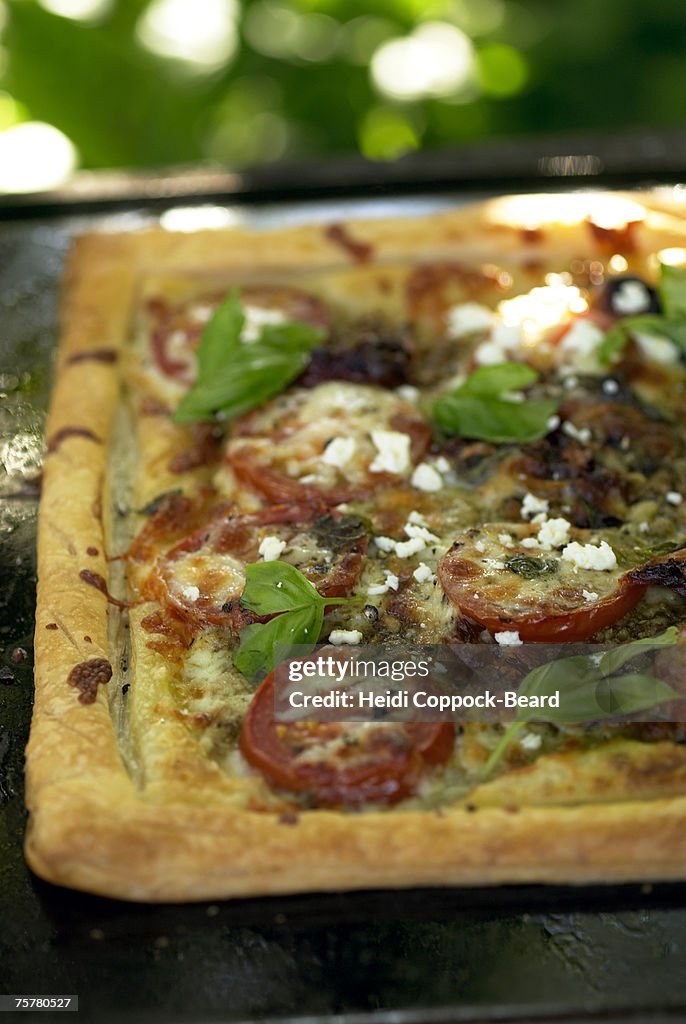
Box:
[144,507,367,632]
[227,381,431,505]
[149,286,330,384]
[437,523,646,642]
[240,669,455,807]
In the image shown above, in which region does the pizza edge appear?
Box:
[26,194,686,901]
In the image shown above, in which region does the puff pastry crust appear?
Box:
[27,192,686,901]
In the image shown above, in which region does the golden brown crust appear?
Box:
[28,192,686,901]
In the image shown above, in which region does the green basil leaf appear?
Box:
[172,291,323,424]
[660,263,686,320]
[234,604,324,681]
[597,325,628,366]
[459,362,539,397]
[433,393,557,444]
[594,673,679,716]
[597,625,678,676]
[240,561,322,616]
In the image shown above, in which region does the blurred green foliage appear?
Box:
[1,0,686,173]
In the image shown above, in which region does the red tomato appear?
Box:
[240,670,456,807]
[437,524,646,643]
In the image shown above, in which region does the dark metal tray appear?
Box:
[4,153,686,1024]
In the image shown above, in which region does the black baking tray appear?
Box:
[5,140,686,1024]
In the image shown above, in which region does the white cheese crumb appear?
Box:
[639,521,649,533]
[434,455,451,474]
[384,570,400,590]
[494,630,523,646]
[258,536,286,562]
[241,305,287,343]
[582,589,599,602]
[521,537,541,548]
[558,319,605,371]
[404,520,440,544]
[474,323,521,366]
[666,491,683,506]
[411,462,444,492]
[396,385,420,403]
[561,540,617,571]
[538,517,571,550]
[367,569,400,595]
[562,421,592,444]
[374,536,397,553]
[369,430,412,475]
[395,537,426,558]
[413,562,435,583]
[519,732,542,751]
[564,374,579,389]
[521,493,549,520]
[484,558,506,571]
[474,540,486,553]
[498,533,515,547]
[329,629,363,645]
[635,332,678,366]
[613,279,651,316]
[445,302,495,338]
[322,436,357,469]
[181,585,200,601]
[603,378,620,395]
[547,415,561,431]
[408,510,429,527]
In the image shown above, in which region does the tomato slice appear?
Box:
[240,669,456,807]
[144,507,367,632]
[437,523,646,642]
[227,381,431,505]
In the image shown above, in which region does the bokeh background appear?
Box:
[0,0,685,192]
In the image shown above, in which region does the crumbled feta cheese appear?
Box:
[635,332,678,366]
[582,589,599,602]
[547,415,561,432]
[404,520,440,545]
[434,455,451,474]
[639,521,649,533]
[329,629,363,645]
[369,430,411,475]
[498,533,515,547]
[561,540,617,571]
[413,562,435,584]
[520,732,542,751]
[322,436,356,469]
[181,585,200,601]
[408,510,429,527]
[259,536,286,561]
[396,385,420,403]
[537,517,571,550]
[395,537,426,558]
[474,540,486,553]
[411,462,444,492]
[474,323,522,366]
[484,558,506,570]
[564,375,579,389]
[521,493,549,520]
[521,537,540,548]
[613,279,652,316]
[603,378,620,395]
[374,536,396,553]
[666,491,683,506]
[562,421,592,444]
[445,302,495,338]
[367,569,400,595]
[558,319,604,371]
[241,305,287,343]
[495,630,523,646]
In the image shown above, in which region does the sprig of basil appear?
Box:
[233,562,351,681]
[432,362,558,444]
[482,627,680,777]
[173,290,323,424]
[599,264,686,366]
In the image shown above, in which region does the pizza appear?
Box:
[27,191,686,900]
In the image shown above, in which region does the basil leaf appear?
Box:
[660,263,686,320]
[433,393,557,444]
[598,325,629,366]
[234,604,324,681]
[459,362,539,397]
[173,290,323,424]
[240,561,322,616]
[597,625,679,676]
[594,673,679,716]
